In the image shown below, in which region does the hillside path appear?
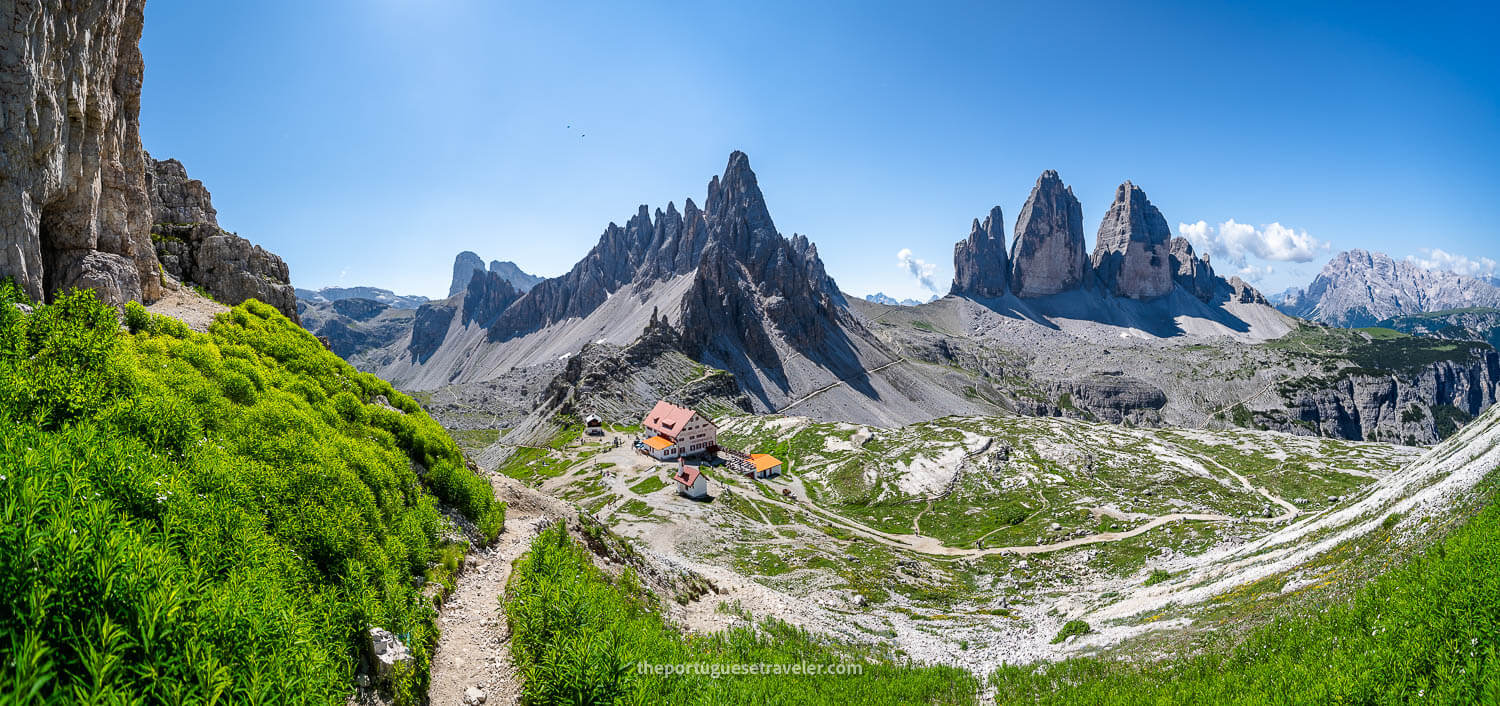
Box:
[427,476,565,705]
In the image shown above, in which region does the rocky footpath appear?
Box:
[1279,250,1500,327]
[145,156,298,321]
[1,0,161,306]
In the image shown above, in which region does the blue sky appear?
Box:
[140,0,1499,301]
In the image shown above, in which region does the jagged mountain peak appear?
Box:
[951,205,1009,298]
[1092,180,1174,300]
[1010,169,1087,297]
[1280,249,1500,326]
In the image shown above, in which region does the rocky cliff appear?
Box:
[677,152,858,384]
[1,0,161,306]
[485,199,710,342]
[1279,250,1500,327]
[1168,237,1217,302]
[950,206,1009,297]
[145,156,298,321]
[1272,352,1500,445]
[1091,181,1174,300]
[1009,170,1088,297]
[449,251,485,296]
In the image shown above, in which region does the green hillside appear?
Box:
[0,284,503,704]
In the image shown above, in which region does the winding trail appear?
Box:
[776,358,905,414]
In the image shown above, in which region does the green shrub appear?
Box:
[123,300,150,333]
[0,287,504,703]
[1145,569,1172,586]
[506,522,980,705]
[1053,620,1092,643]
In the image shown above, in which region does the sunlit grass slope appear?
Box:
[0,284,502,704]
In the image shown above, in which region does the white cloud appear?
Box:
[1236,264,1274,283]
[1406,249,1497,278]
[896,248,939,292]
[1180,219,1328,266]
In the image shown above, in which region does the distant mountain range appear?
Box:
[1276,250,1500,327]
[863,293,938,306]
[295,286,430,310]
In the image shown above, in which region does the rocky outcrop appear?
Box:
[1271,352,1500,444]
[537,310,752,423]
[1091,181,1174,300]
[460,270,521,327]
[1169,237,1217,302]
[1,0,161,306]
[488,260,543,292]
[145,156,297,321]
[1227,276,1268,305]
[408,301,458,362]
[1279,250,1500,327]
[950,206,1009,298]
[449,251,485,297]
[677,152,856,379]
[1009,171,1088,297]
[486,199,709,342]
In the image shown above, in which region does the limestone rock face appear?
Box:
[0,0,161,306]
[486,197,709,342]
[950,206,1009,298]
[1009,171,1088,297]
[677,152,852,374]
[1168,237,1217,302]
[488,260,543,292]
[145,157,297,321]
[460,269,521,327]
[449,251,485,296]
[1279,249,1500,326]
[1091,181,1174,300]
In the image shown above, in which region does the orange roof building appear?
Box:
[747,453,782,479]
[640,400,718,459]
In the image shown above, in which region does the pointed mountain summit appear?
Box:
[1009,170,1088,297]
[679,152,853,382]
[951,206,1009,298]
[1091,181,1174,300]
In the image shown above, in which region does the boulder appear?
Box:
[367,627,412,686]
[145,157,297,320]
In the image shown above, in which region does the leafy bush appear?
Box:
[1145,569,1172,586]
[1052,620,1092,644]
[123,300,150,333]
[0,284,504,703]
[507,522,980,705]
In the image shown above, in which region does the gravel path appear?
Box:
[427,476,566,705]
